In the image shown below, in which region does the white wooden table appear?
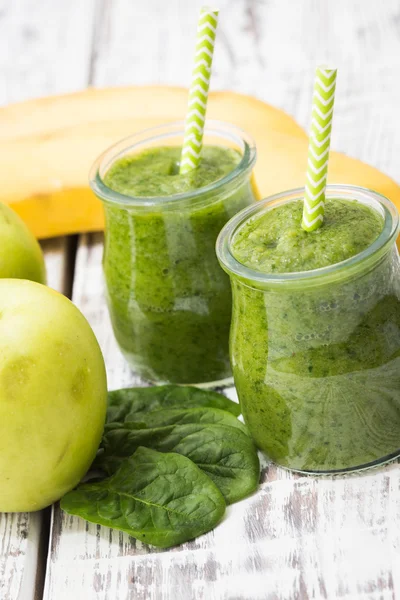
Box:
[2,1,400,598]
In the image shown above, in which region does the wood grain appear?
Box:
[44,458,400,600]
[0,0,96,105]
[2,0,400,598]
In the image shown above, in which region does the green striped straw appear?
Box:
[302,66,338,232]
[180,6,219,174]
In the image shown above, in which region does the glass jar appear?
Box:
[217,185,400,473]
[90,121,257,385]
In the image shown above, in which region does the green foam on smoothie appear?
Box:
[104,146,241,197]
[231,199,384,273]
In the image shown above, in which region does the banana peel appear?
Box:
[1,86,399,239]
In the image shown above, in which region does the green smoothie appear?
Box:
[232,199,383,272]
[224,197,400,472]
[101,145,256,384]
[105,146,241,196]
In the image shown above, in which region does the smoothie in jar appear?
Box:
[217,186,400,473]
[90,122,257,384]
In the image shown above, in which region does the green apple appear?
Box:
[0,202,46,282]
[0,280,107,512]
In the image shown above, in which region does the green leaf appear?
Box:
[105,406,249,436]
[96,422,260,504]
[61,447,225,549]
[107,385,240,424]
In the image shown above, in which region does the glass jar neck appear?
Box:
[217,185,400,291]
[89,120,256,211]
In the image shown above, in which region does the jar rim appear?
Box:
[216,184,400,289]
[89,120,257,208]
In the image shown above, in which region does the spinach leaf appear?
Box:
[107,385,240,424]
[96,423,260,504]
[61,447,225,549]
[105,406,249,436]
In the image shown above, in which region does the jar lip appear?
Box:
[216,184,400,287]
[89,120,257,207]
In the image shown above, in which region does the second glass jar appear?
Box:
[90,121,257,384]
[217,185,400,473]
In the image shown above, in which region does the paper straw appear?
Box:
[180,7,219,174]
[302,66,337,232]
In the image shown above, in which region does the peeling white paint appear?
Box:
[2,0,400,598]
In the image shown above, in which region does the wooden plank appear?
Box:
[0,0,97,598]
[0,512,44,600]
[40,238,73,294]
[0,0,96,104]
[45,0,400,598]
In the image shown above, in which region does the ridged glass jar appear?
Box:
[90,121,257,385]
[217,185,400,473]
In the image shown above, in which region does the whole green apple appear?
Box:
[0,202,46,282]
[0,280,107,512]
